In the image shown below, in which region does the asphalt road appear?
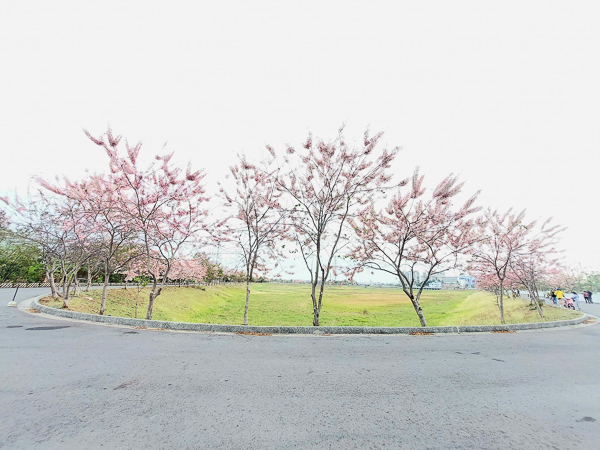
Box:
[1,288,599,450]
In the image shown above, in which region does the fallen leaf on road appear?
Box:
[236,331,271,336]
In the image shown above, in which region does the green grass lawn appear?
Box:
[40,284,582,327]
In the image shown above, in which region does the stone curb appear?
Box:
[27,295,588,335]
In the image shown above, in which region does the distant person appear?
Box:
[582,291,590,304]
[588,291,594,304]
[572,292,580,310]
[555,288,564,307]
[551,290,557,305]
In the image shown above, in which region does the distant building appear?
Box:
[429,272,477,289]
[424,281,442,290]
[401,270,424,285]
[458,274,477,289]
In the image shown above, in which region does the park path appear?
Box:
[1,288,599,450]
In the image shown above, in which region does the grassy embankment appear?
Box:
[40,284,581,327]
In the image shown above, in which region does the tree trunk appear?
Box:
[73,277,81,297]
[313,307,320,326]
[410,297,428,327]
[86,264,92,291]
[311,281,320,326]
[99,262,109,315]
[499,279,506,324]
[530,287,544,319]
[243,280,251,325]
[63,275,71,308]
[61,274,67,298]
[533,294,544,319]
[146,291,156,320]
[146,277,162,320]
[47,264,59,299]
[312,279,326,326]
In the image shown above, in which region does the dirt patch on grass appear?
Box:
[236,331,272,336]
[491,330,516,333]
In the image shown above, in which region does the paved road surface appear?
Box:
[1,288,599,449]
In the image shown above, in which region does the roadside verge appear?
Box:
[23,295,590,335]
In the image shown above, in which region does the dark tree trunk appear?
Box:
[243,280,251,325]
[311,280,320,326]
[100,262,109,315]
[146,291,156,320]
[499,279,506,324]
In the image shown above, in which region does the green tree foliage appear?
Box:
[0,238,44,283]
[195,254,223,282]
[577,271,600,292]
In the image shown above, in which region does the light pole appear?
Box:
[7,285,19,307]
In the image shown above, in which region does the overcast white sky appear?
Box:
[1,0,598,280]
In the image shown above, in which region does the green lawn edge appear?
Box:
[40,284,582,327]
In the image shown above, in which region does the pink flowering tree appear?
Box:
[169,258,208,285]
[273,127,399,326]
[469,209,563,324]
[544,265,580,293]
[348,169,482,327]
[3,192,93,305]
[37,173,140,314]
[220,154,289,325]
[506,218,563,318]
[85,127,210,320]
[53,195,96,303]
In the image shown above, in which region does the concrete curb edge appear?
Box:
[27,295,588,335]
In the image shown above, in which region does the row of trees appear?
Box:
[1,126,577,326]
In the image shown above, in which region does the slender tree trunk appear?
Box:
[410,296,428,327]
[311,283,319,326]
[316,279,327,326]
[61,274,67,298]
[529,285,544,319]
[63,275,72,308]
[86,264,92,291]
[146,278,162,320]
[135,284,140,319]
[73,276,81,297]
[243,279,251,325]
[47,264,59,299]
[312,305,320,326]
[532,293,544,319]
[499,279,506,324]
[310,280,320,326]
[146,290,156,320]
[100,262,109,315]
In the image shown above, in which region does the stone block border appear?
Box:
[27,295,589,335]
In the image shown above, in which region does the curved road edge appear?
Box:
[18,294,592,335]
